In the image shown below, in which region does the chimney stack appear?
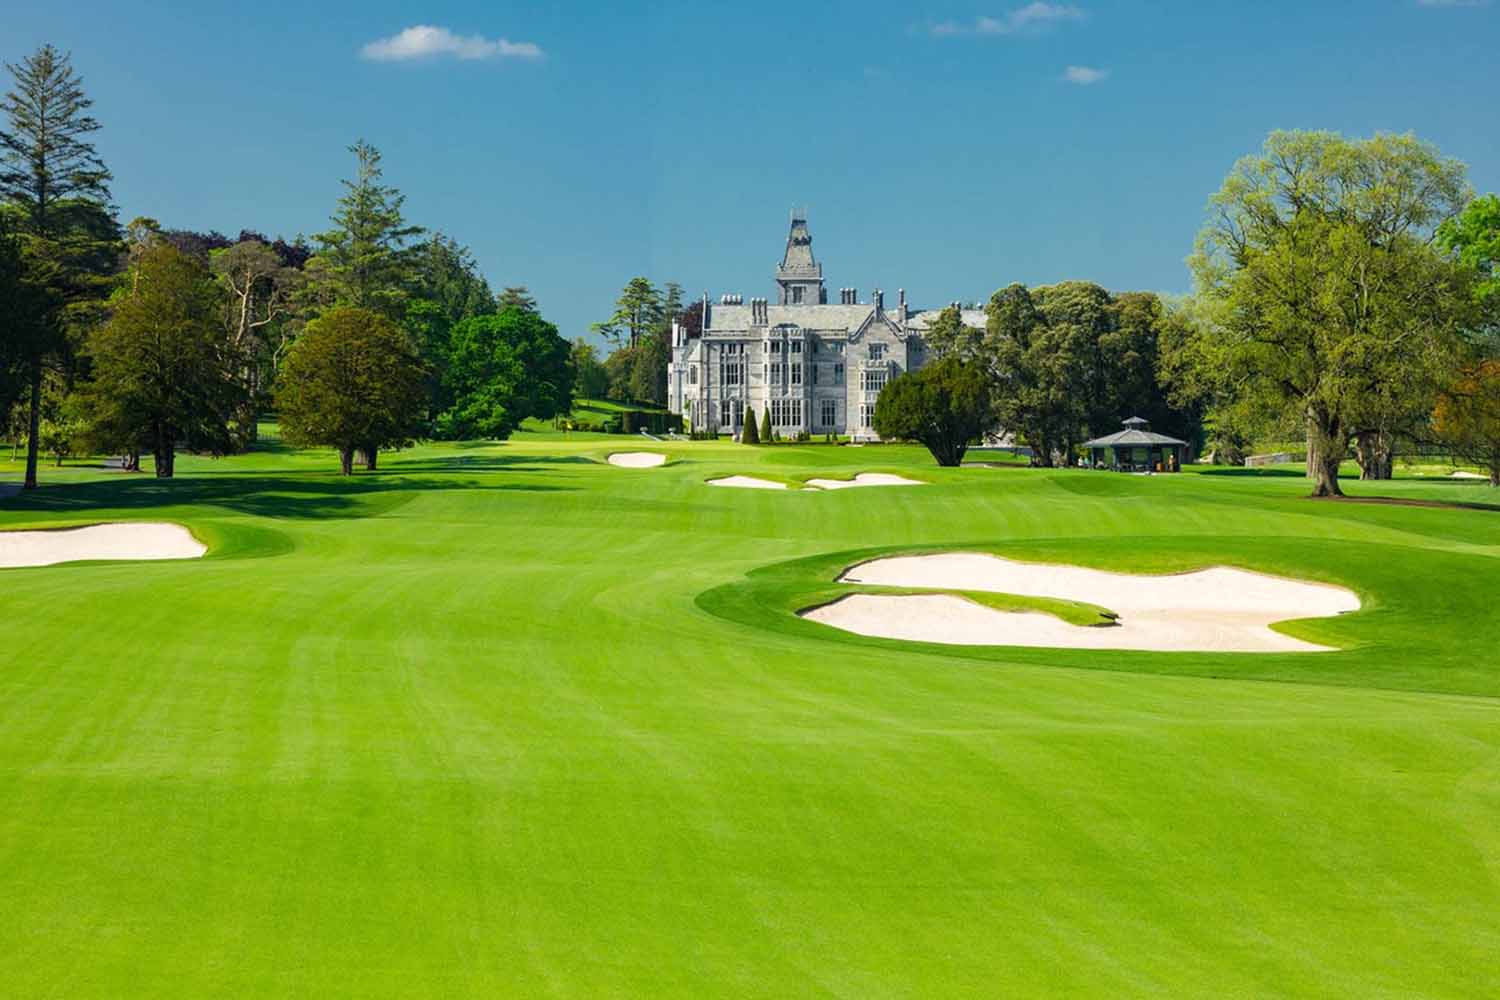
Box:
[874,289,884,312]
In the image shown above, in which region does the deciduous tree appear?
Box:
[436,306,572,440]
[873,354,994,466]
[276,306,427,474]
[1433,360,1500,486]
[1189,130,1476,496]
[81,243,241,478]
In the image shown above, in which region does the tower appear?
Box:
[775,209,826,306]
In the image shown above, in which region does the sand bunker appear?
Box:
[608,452,667,468]
[803,552,1359,653]
[0,522,206,569]
[707,476,788,490]
[1450,471,1487,480]
[805,473,926,490]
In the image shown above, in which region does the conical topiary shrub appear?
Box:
[742,405,760,444]
[760,406,773,445]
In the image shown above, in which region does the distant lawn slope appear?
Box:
[1,436,1499,996]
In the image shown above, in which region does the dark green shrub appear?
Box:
[742,406,760,444]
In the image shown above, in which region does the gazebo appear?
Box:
[1083,417,1188,473]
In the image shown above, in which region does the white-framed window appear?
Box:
[792,287,804,304]
[688,366,698,385]
[834,363,845,380]
[724,362,743,386]
[720,399,735,427]
[769,363,784,384]
[791,364,802,386]
[770,341,782,354]
[859,404,873,428]
[862,369,887,393]
[820,398,837,427]
[790,341,802,354]
[869,343,886,361]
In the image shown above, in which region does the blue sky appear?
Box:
[8,1,1498,340]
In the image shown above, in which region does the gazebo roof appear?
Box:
[1082,417,1187,449]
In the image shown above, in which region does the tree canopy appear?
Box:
[276,306,427,474]
[873,351,994,466]
[81,242,241,477]
[1185,130,1479,495]
[436,306,573,440]
[307,140,422,320]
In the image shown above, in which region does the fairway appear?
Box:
[3,431,1500,996]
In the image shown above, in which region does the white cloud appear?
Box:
[361,25,543,62]
[931,3,1084,37]
[1063,65,1108,85]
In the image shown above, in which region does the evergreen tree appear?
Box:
[592,277,661,347]
[0,44,119,490]
[741,405,759,444]
[496,285,537,312]
[759,405,773,444]
[307,140,422,320]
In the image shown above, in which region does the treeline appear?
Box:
[573,277,702,408]
[0,45,573,483]
[884,131,1500,490]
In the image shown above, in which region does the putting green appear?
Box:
[2,430,1499,996]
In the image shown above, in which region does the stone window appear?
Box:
[820,398,837,427]
[834,363,845,381]
[869,343,886,361]
[791,364,802,386]
[862,369,887,393]
[723,362,743,386]
[688,366,698,385]
[792,287,804,304]
[790,341,802,354]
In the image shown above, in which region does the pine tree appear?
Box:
[760,405,773,445]
[308,140,423,320]
[741,405,759,444]
[0,44,118,490]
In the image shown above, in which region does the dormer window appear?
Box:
[869,344,886,361]
[791,286,804,304]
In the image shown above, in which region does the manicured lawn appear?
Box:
[2,431,1499,996]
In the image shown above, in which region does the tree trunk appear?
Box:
[23,360,41,490]
[1354,430,1393,480]
[1306,409,1345,498]
[339,446,354,476]
[123,450,140,472]
[153,431,175,479]
[363,447,377,471]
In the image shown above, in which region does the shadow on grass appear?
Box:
[389,455,598,473]
[0,472,570,520]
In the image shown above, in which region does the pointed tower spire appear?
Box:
[776,208,825,305]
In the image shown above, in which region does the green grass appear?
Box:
[3,432,1500,996]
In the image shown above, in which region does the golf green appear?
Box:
[2,431,1498,996]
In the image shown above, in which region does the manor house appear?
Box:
[667,213,983,439]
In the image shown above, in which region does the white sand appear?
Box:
[804,473,926,490]
[0,522,206,569]
[804,552,1360,653]
[707,475,788,490]
[607,452,667,468]
[1450,471,1487,480]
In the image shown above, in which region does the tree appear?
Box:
[874,355,994,466]
[436,306,573,441]
[741,405,760,444]
[1436,193,1500,308]
[759,404,773,444]
[211,239,303,441]
[571,338,608,398]
[307,140,422,320]
[1,44,118,490]
[1433,360,1500,486]
[592,277,661,347]
[496,286,537,312]
[276,307,427,474]
[81,243,241,477]
[1189,131,1477,496]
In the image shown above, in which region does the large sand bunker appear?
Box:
[803,552,1360,653]
[0,522,206,569]
[804,473,926,490]
[608,452,667,468]
[707,475,788,490]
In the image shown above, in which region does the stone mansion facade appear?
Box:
[667,213,983,439]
